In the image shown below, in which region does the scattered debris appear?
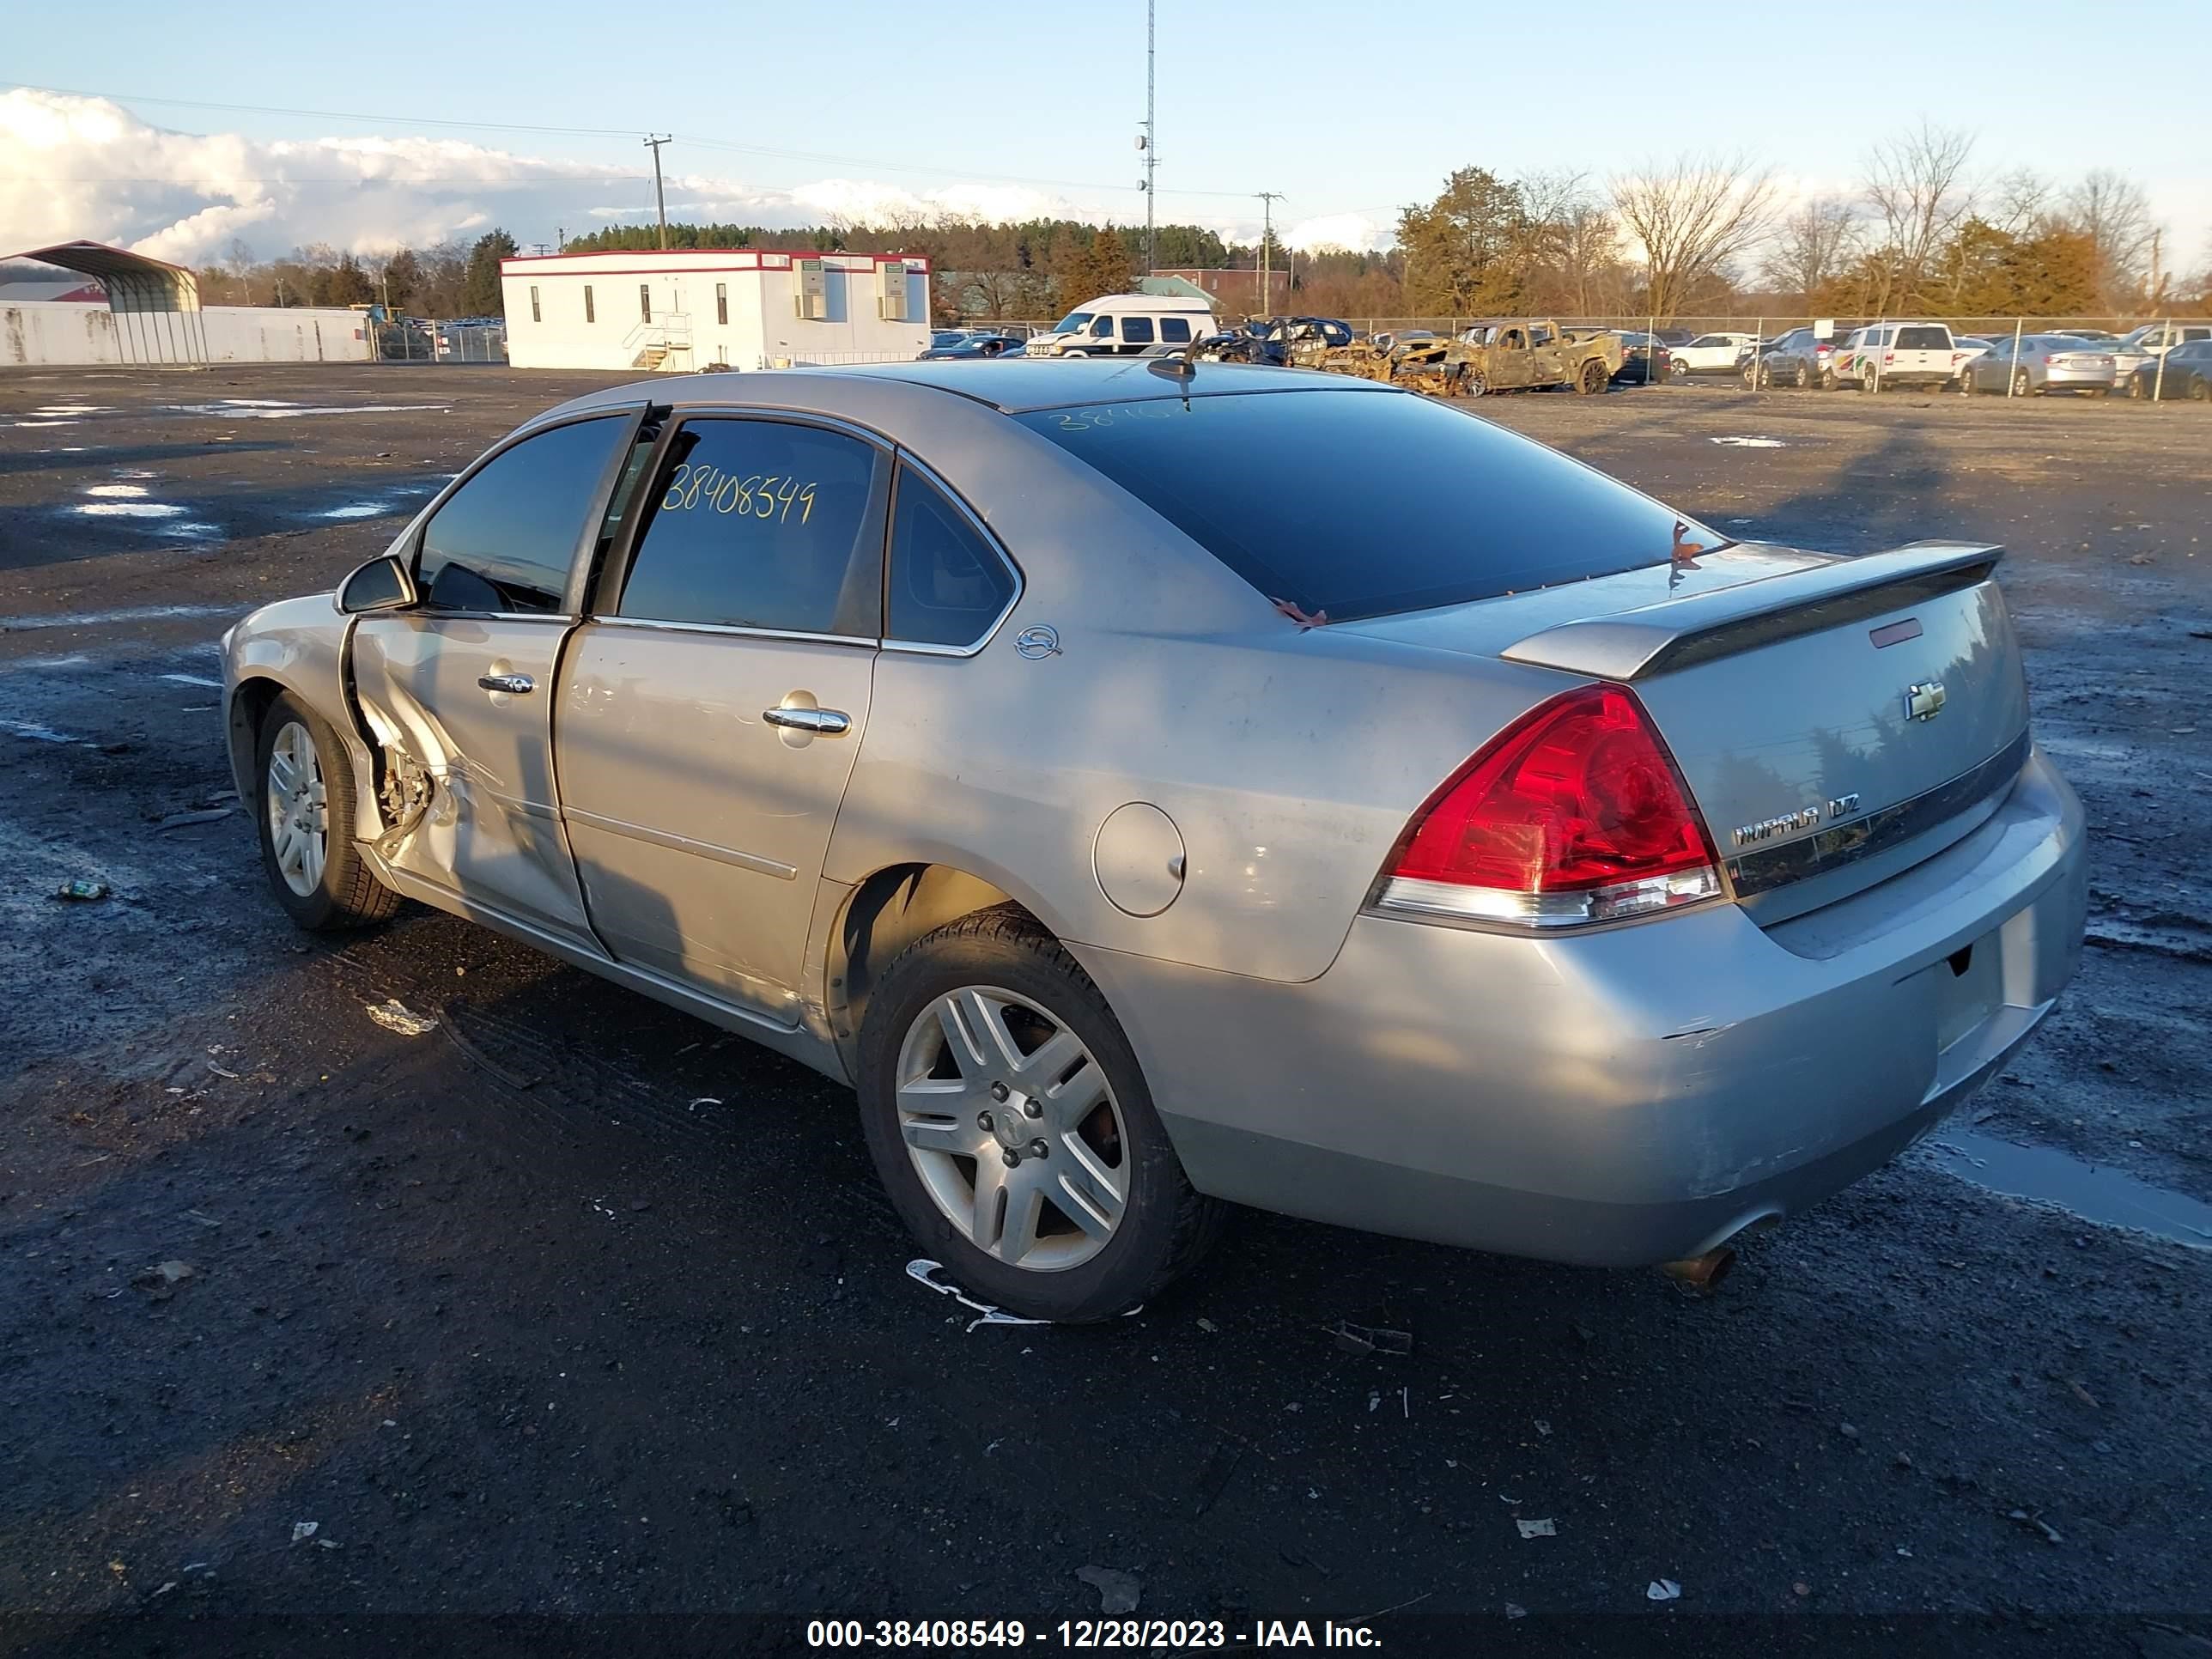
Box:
[1516,1517,1557,1539]
[1190,1437,1243,1516]
[1504,1604,1528,1620]
[2008,1508,2063,1545]
[53,878,110,902]
[686,1097,722,1111]
[290,1522,319,1545]
[1534,1419,1553,1437]
[905,1258,1048,1331]
[133,1261,196,1292]
[183,1210,221,1229]
[1195,1316,1218,1334]
[364,998,438,1037]
[207,1062,240,1079]
[1329,1321,1413,1357]
[1075,1565,1142,1614]
[1647,1579,1681,1602]
[2069,1381,2102,1410]
[1838,1422,1861,1442]
[153,806,234,831]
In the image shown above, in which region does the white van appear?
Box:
[1025,293,1220,358]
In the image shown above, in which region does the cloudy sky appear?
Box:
[4,0,2207,270]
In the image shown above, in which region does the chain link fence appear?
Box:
[370,319,508,363]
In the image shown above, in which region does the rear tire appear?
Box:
[1958,368,1976,395]
[254,692,399,932]
[2191,375,2210,402]
[1576,358,1607,395]
[855,906,1224,1322]
[2013,368,2033,398]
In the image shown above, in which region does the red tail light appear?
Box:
[1883,351,1896,363]
[1373,684,1723,928]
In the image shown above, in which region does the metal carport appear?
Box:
[5,240,210,366]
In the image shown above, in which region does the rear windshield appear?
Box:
[1013,389,1709,622]
[1895,326,1950,349]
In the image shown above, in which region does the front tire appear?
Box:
[2013,368,2033,398]
[255,692,398,932]
[856,908,1224,1322]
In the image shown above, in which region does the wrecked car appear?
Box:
[226,359,2087,1321]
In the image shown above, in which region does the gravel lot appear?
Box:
[2,365,2209,1651]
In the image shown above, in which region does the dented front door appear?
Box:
[353,616,596,943]
[349,410,642,947]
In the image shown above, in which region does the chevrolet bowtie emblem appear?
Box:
[1905,680,1947,721]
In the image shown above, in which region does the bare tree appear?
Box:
[1862,122,1976,313]
[1519,170,1626,317]
[1986,167,2052,236]
[2063,168,2157,307]
[1609,153,1776,320]
[1759,198,1862,307]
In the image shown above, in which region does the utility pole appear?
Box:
[1255,191,1284,319]
[1139,0,1157,274]
[643,135,672,251]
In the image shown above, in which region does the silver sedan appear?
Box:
[223,361,2087,1319]
[1959,336,2118,396]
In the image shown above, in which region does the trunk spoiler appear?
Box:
[1499,541,2002,681]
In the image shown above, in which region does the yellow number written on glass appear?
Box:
[662,464,818,525]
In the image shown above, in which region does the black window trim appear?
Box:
[584,406,896,650]
[397,404,652,623]
[880,451,1025,658]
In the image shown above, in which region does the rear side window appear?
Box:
[417,416,631,613]
[1896,326,1950,349]
[1015,389,1712,622]
[886,468,1017,647]
[617,417,886,636]
[1122,316,1156,344]
[1160,316,1192,343]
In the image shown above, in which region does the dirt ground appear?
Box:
[2,365,2209,1654]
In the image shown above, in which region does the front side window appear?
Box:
[716,282,729,325]
[1160,316,1192,343]
[1016,388,1715,623]
[416,416,631,614]
[1121,316,1156,344]
[617,417,886,636]
[887,468,1016,647]
[1090,316,1115,338]
[640,283,652,323]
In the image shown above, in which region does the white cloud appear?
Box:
[1285,211,1388,253]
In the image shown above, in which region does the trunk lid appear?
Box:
[1343,542,2031,921]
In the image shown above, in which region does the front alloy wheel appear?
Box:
[265,720,328,897]
[896,986,1128,1271]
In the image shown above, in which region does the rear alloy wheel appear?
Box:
[1671,357,1692,382]
[1820,366,1838,391]
[1796,361,1814,390]
[1577,358,1607,395]
[1462,368,1488,398]
[1959,368,1976,395]
[2191,375,2210,402]
[2013,368,2033,398]
[857,908,1223,1321]
[255,692,398,932]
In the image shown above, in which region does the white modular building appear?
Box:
[500,248,931,373]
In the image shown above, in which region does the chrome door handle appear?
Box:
[477,672,534,695]
[762,705,851,735]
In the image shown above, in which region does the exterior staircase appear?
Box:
[631,344,668,369]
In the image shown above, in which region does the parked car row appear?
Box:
[1733,319,2212,398]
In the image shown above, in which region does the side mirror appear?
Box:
[337,553,418,614]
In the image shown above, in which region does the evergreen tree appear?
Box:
[460,229,519,317]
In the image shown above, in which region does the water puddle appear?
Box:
[84,483,149,499]
[166,401,448,421]
[319,502,398,520]
[74,501,186,519]
[1710,435,1787,448]
[1920,1129,2212,1250]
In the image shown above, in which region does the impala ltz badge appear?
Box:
[1731,806,1823,848]
[1905,679,1947,721]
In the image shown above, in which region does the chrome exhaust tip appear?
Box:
[1660,1245,1738,1293]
